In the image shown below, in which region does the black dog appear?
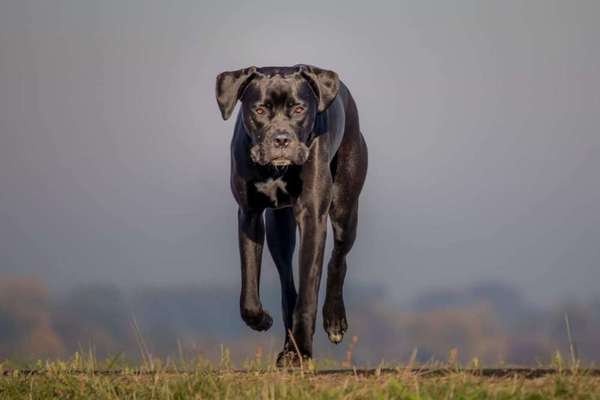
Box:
[215,64,367,366]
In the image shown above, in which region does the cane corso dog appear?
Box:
[215,64,368,366]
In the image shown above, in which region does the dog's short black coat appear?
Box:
[215,64,367,366]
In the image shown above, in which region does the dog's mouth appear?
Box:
[250,143,310,166]
[270,157,292,166]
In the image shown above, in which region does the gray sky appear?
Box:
[1,0,599,305]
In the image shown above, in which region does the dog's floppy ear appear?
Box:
[215,66,257,120]
[299,65,340,112]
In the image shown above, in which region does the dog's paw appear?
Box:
[323,298,348,344]
[276,350,310,369]
[241,307,273,331]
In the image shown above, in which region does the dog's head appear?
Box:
[215,65,339,166]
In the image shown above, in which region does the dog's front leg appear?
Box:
[289,146,332,360]
[238,207,272,331]
[290,205,328,358]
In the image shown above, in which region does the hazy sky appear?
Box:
[1,0,599,305]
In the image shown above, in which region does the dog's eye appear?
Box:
[255,107,266,115]
[294,106,305,114]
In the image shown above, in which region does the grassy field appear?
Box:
[1,354,600,399]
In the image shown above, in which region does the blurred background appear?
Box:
[1,0,599,365]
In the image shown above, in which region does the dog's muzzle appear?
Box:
[250,132,309,166]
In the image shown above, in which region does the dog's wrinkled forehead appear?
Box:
[242,67,310,104]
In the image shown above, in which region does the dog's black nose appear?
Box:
[273,134,291,148]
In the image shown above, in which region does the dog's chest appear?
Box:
[248,173,302,209]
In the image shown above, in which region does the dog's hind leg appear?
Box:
[323,199,357,344]
[265,208,298,357]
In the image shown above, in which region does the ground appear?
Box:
[1,355,599,399]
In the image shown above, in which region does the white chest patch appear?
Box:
[255,177,288,207]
